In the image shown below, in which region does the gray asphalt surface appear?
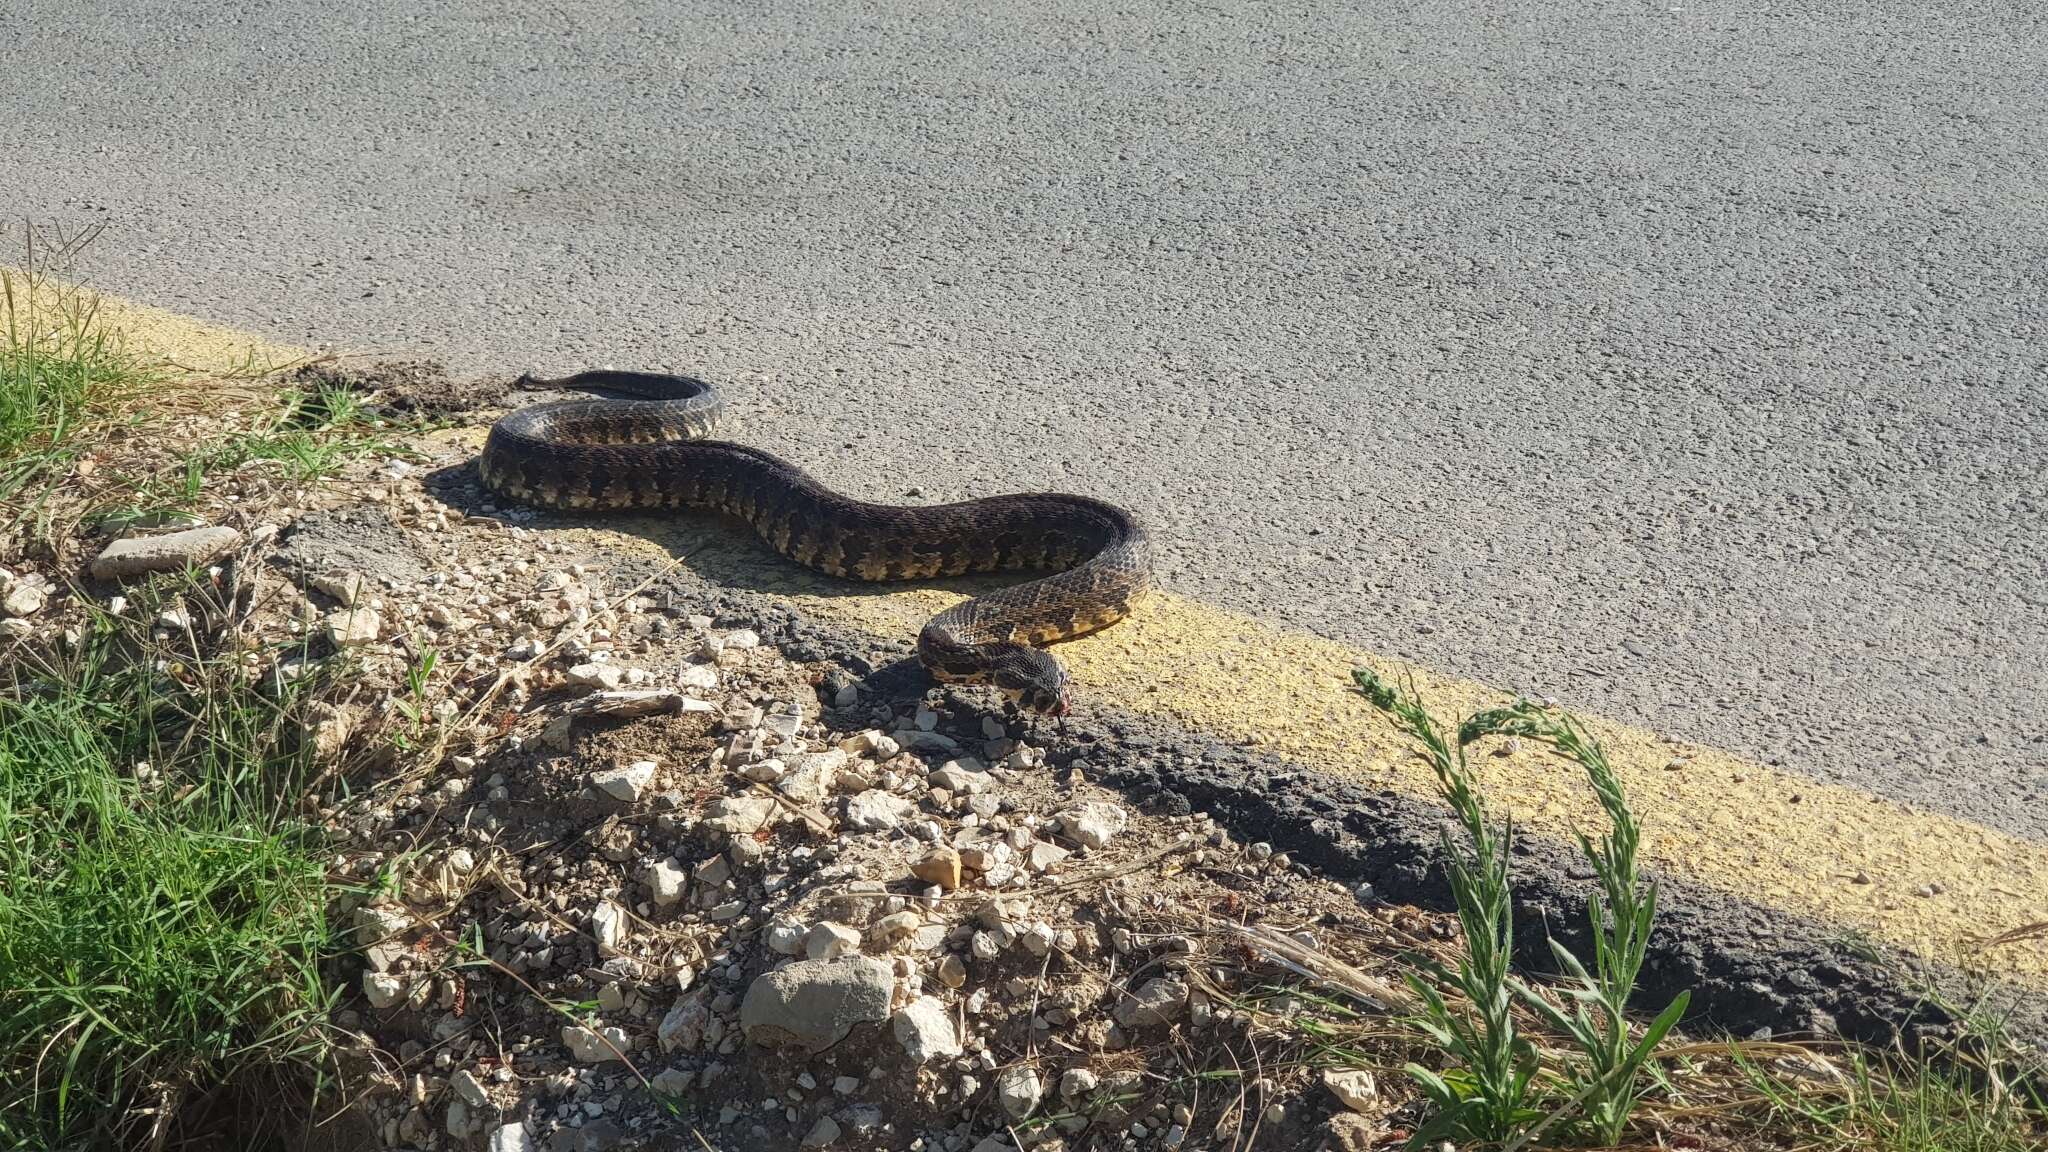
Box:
[6,1,2043,839]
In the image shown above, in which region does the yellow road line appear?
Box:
[95,293,2048,987]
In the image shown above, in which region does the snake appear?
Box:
[477,370,1151,715]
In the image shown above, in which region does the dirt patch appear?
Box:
[296,359,514,418]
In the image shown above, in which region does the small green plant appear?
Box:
[1352,668,1543,1147]
[1464,700,1690,1147]
[1354,668,1693,1148]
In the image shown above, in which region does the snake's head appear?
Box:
[991,646,1071,716]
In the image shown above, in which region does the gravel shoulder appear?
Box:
[6,359,2037,1152]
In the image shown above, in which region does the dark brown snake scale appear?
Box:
[478,370,1152,714]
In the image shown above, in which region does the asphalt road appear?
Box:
[6,1,2043,839]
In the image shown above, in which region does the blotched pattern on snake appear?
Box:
[477,370,1152,714]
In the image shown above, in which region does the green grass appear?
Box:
[0,590,336,1150]
[1736,1040,2045,1152]
[0,265,162,501]
[186,381,386,484]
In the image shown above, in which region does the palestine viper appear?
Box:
[477,370,1151,715]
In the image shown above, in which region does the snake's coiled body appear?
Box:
[477,370,1151,713]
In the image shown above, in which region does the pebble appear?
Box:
[486,1121,534,1152]
[89,525,242,581]
[844,790,914,831]
[805,922,862,961]
[590,761,656,803]
[568,663,625,691]
[1323,1068,1378,1112]
[1057,801,1128,849]
[935,954,968,988]
[363,971,408,1009]
[591,900,627,949]
[1114,978,1190,1027]
[912,847,964,890]
[649,1068,691,1096]
[451,1068,492,1108]
[561,1024,631,1062]
[647,859,688,906]
[309,570,369,606]
[1060,1067,1099,1099]
[325,607,383,646]
[870,911,924,946]
[892,996,963,1063]
[677,663,720,692]
[997,1066,1043,1119]
[801,1116,840,1147]
[2,581,45,618]
[929,760,990,795]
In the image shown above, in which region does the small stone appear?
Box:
[723,628,761,649]
[935,953,968,988]
[694,853,732,888]
[451,1069,492,1109]
[740,758,787,783]
[997,1066,1043,1119]
[1057,801,1127,849]
[1019,922,1055,957]
[2,582,44,617]
[90,525,242,581]
[309,570,369,606]
[486,1121,533,1152]
[1027,842,1070,873]
[801,1115,840,1147]
[929,760,990,795]
[592,900,628,950]
[591,760,656,802]
[870,911,923,946]
[892,995,962,1063]
[805,922,862,961]
[677,663,720,692]
[647,859,688,906]
[703,794,776,835]
[739,957,895,1052]
[650,1068,691,1096]
[914,706,939,731]
[1114,978,1189,1027]
[833,1075,860,1095]
[832,683,859,708]
[765,916,809,956]
[561,1024,631,1062]
[778,749,845,804]
[445,1099,470,1139]
[1060,1067,1099,1099]
[567,662,625,691]
[844,790,913,831]
[324,607,382,646]
[658,998,709,1052]
[1323,1068,1378,1112]
[363,971,407,1009]
[912,847,963,890]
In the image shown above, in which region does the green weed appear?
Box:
[0,587,336,1150]
[1352,668,1544,1146]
